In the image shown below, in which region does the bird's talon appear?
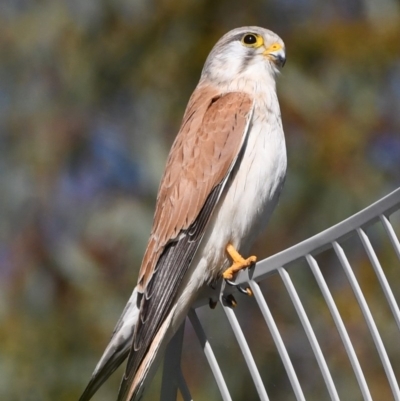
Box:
[225,279,236,286]
[237,285,247,294]
[209,298,218,309]
[224,294,237,308]
[236,285,252,296]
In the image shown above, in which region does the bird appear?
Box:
[79,25,287,401]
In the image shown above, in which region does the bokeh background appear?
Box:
[1,0,400,400]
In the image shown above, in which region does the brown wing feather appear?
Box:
[117,89,254,401]
[137,87,253,293]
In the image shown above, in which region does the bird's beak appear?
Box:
[263,43,286,68]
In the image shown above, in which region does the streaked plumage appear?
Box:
[80,26,287,401]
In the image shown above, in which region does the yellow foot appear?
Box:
[222,244,257,280]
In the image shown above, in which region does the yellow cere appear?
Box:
[265,42,283,53]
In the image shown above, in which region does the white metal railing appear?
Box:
[160,187,400,401]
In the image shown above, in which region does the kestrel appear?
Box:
[79,26,287,401]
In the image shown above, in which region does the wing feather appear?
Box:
[138,87,253,291]
[118,88,254,401]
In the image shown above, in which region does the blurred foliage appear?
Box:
[1,0,400,400]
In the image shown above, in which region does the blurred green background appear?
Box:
[1,0,400,400]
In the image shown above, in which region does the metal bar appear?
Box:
[380,214,400,262]
[333,241,400,401]
[234,188,400,286]
[249,280,306,401]
[160,322,186,401]
[177,369,193,401]
[188,309,232,401]
[357,228,400,331]
[306,254,372,401]
[278,266,340,401]
[221,294,270,400]
[182,190,400,400]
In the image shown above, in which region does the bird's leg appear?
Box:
[223,244,257,283]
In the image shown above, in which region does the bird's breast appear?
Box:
[224,102,287,251]
[173,90,286,304]
[197,95,287,281]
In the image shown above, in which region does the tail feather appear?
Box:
[79,288,140,401]
[117,304,177,401]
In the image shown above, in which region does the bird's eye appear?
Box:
[241,33,263,47]
[243,34,257,44]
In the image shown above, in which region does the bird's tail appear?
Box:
[117,303,177,401]
[79,287,140,401]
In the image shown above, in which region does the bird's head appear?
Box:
[200,26,286,90]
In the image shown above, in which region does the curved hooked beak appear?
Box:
[263,43,286,68]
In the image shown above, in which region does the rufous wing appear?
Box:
[118,87,254,401]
